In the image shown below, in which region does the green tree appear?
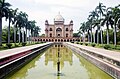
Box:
[0,0,11,45]
[12,8,18,43]
[95,2,106,44]
[34,26,41,37]
[79,22,87,42]
[73,33,79,37]
[2,26,14,43]
[101,8,114,44]
[7,8,14,44]
[88,10,99,43]
[16,11,28,43]
[111,5,120,46]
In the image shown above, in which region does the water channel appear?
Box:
[6,44,113,79]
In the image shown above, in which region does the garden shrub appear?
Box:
[14,44,19,47]
[35,42,39,44]
[71,42,74,43]
[115,47,120,50]
[21,42,27,46]
[80,42,83,45]
[6,43,12,49]
[85,43,88,46]
[91,43,96,47]
[104,44,111,49]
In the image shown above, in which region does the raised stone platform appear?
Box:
[64,42,120,79]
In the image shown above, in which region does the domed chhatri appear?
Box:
[54,12,64,22]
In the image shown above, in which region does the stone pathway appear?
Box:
[66,42,120,62]
[0,42,52,59]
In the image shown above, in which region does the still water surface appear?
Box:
[7,44,113,79]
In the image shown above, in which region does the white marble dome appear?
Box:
[54,13,64,21]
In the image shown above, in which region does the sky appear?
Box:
[4,0,120,35]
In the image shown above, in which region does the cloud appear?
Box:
[34,0,90,7]
[5,0,120,34]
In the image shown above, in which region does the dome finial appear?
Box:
[54,12,64,22]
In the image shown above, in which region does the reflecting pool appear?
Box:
[7,44,113,79]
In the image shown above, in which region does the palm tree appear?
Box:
[27,21,32,44]
[92,19,101,44]
[16,11,23,43]
[34,26,41,37]
[0,0,11,45]
[25,20,30,43]
[16,11,28,43]
[7,8,14,44]
[88,10,99,43]
[79,22,87,43]
[111,5,120,46]
[12,8,18,44]
[77,29,82,42]
[95,2,106,44]
[101,8,114,44]
[85,21,91,43]
[22,13,28,43]
[29,20,36,43]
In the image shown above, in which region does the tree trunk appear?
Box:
[22,28,24,43]
[100,29,103,44]
[94,33,95,43]
[14,25,16,43]
[28,30,30,44]
[83,33,85,43]
[88,33,89,43]
[100,13,103,44]
[8,18,11,44]
[26,28,27,43]
[106,26,109,44]
[19,28,21,43]
[87,31,89,43]
[97,30,99,44]
[91,28,93,43]
[0,17,2,46]
[114,25,117,46]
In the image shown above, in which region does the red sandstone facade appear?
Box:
[33,13,79,42]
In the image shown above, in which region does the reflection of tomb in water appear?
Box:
[45,45,73,69]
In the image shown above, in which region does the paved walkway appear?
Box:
[66,42,120,62]
[0,42,52,59]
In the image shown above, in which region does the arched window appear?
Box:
[66,33,68,37]
[50,33,52,37]
[57,34,61,37]
[50,28,52,31]
[56,28,62,31]
[66,28,68,31]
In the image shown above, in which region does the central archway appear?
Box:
[56,28,62,37]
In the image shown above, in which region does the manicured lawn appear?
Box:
[76,42,120,52]
[0,42,43,51]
